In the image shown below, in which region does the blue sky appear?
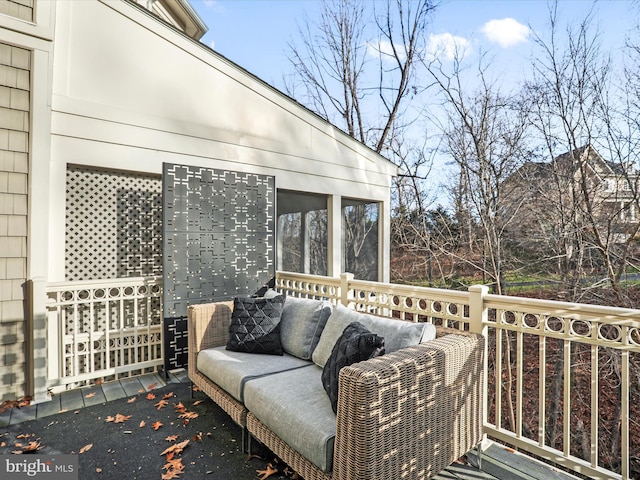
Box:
[190,0,638,89]
[188,0,639,204]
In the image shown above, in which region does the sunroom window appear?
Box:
[277,191,328,276]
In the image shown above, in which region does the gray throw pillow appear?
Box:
[312,303,434,367]
[279,297,333,360]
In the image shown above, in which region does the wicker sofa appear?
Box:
[188,295,485,480]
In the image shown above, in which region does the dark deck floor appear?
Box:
[1,371,571,480]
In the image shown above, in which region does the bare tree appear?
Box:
[426,53,530,295]
[525,3,640,305]
[286,0,437,153]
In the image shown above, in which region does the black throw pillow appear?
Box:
[226,295,285,355]
[321,321,385,413]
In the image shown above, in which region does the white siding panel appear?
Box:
[52,1,396,195]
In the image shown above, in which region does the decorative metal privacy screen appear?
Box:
[162,163,275,370]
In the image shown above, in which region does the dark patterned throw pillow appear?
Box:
[321,321,385,413]
[226,295,285,355]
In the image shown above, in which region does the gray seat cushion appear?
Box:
[312,303,436,367]
[280,297,333,360]
[196,346,312,402]
[244,365,336,473]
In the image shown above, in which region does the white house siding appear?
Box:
[49,0,396,280]
[0,42,30,401]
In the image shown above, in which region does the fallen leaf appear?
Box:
[174,402,185,413]
[79,443,93,454]
[193,400,204,406]
[107,413,131,424]
[162,457,184,479]
[96,468,102,473]
[146,393,156,400]
[160,439,189,456]
[153,421,163,431]
[165,435,179,442]
[192,432,202,442]
[139,421,146,428]
[127,397,136,404]
[13,441,44,454]
[257,464,279,480]
[85,392,97,399]
[95,379,104,385]
[191,385,200,392]
[155,399,168,410]
[178,411,198,420]
[147,382,158,391]
[162,392,174,400]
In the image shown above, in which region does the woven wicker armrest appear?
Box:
[187,301,234,360]
[332,332,485,480]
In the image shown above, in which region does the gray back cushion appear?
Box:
[312,303,436,367]
[280,297,333,360]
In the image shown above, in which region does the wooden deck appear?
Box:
[2,370,576,480]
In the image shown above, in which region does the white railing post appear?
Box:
[45,292,61,393]
[340,272,354,307]
[469,284,490,449]
[27,277,49,403]
[468,284,489,335]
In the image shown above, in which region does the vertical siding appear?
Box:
[0,0,34,22]
[0,42,30,401]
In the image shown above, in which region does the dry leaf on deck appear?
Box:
[160,439,189,456]
[193,400,204,406]
[146,393,156,400]
[139,421,146,428]
[256,464,279,480]
[162,392,174,400]
[153,421,163,431]
[178,411,198,420]
[155,399,168,410]
[165,435,179,442]
[127,397,136,404]
[13,440,44,454]
[161,457,184,479]
[146,382,158,391]
[174,402,185,413]
[79,443,93,454]
[85,392,96,399]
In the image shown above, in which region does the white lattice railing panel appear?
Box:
[46,277,163,391]
[276,272,470,329]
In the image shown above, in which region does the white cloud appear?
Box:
[481,18,530,48]
[426,33,471,62]
[367,40,406,62]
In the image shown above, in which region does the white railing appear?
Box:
[45,276,163,392]
[276,271,639,480]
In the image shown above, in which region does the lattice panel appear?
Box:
[162,163,275,318]
[66,167,162,281]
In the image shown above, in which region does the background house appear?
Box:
[503,145,640,274]
[0,0,397,401]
